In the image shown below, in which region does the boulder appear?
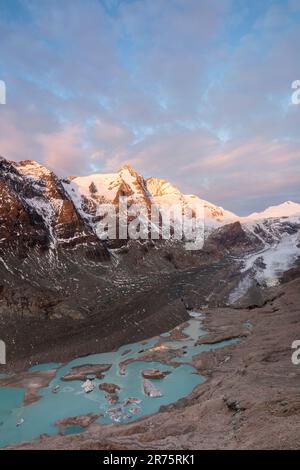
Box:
[99,383,120,394]
[142,369,170,380]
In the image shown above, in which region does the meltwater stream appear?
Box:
[0,312,240,448]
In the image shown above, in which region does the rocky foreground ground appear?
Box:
[9,274,300,450]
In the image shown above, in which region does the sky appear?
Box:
[0,0,300,214]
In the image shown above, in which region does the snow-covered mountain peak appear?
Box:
[245,201,300,221]
[118,163,139,177]
[62,165,152,233]
[15,159,52,179]
[13,159,65,201]
[146,177,182,198]
[146,176,237,226]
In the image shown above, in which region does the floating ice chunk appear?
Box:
[143,379,162,398]
[81,379,95,393]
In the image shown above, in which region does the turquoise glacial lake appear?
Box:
[0,312,240,448]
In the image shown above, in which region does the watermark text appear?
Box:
[0,340,6,365]
[0,80,6,104]
[292,340,300,365]
[291,80,300,105]
[95,196,205,251]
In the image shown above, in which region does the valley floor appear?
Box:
[0,257,240,372]
[9,275,300,450]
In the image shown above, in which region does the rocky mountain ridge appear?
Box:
[0,155,300,368]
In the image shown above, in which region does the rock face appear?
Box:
[0,157,104,252]
[206,221,263,255]
[0,156,111,323]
